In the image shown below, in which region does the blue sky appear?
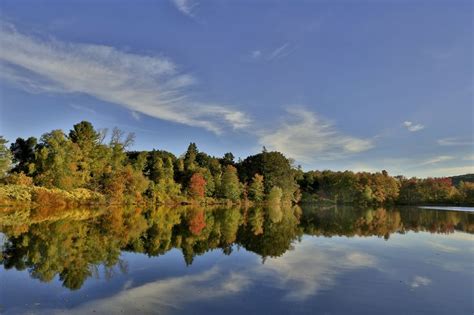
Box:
[0,0,472,177]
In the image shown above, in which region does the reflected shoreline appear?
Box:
[1,204,473,291]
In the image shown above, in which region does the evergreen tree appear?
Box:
[69,121,101,186]
[10,137,37,174]
[184,143,198,171]
[239,151,298,199]
[220,165,241,201]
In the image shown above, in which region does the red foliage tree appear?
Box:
[188,208,206,235]
[188,173,206,199]
[433,177,453,187]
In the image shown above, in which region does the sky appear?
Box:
[0,0,472,178]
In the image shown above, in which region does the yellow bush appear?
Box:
[0,184,105,206]
[5,172,34,186]
[0,185,33,203]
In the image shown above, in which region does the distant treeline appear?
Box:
[0,121,473,205]
[298,170,474,205]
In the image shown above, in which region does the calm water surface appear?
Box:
[0,204,473,314]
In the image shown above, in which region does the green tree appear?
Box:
[35,130,80,190]
[69,121,102,186]
[148,156,181,202]
[248,206,264,235]
[184,143,198,172]
[239,150,298,200]
[458,181,474,204]
[200,168,216,197]
[221,152,235,166]
[267,186,283,209]
[0,136,12,179]
[10,137,37,175]
[249,173,265,202]
[69,121,100,147]
[220,165,241,201]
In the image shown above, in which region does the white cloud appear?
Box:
[251,50,262,59]
[268,43,291,61]
[172,0,198,17]
[463,154,474,161]
[410,276,432,288]
[403,121,425,132]
[30,241,379,314]
[0,23,250,134]
[69,103,97,115]
[418,155,454,166]
[261,243,377,300]
[445,232,474,242]
[438,137,473,146]
[131,111,141,121]
[345,163,380,173]
[248,44,293,62]
[427,241,459,253]
[259,108,374,162]
[42,266,250,314]
[419,165,474,177]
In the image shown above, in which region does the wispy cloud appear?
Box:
[260,243,377,300]
[249,43,294,62]
[251,50,262,59]
[437,137,473,146]
[0,22,250,134]
[422,165,474,177]
[403,121,425,132]
[259,108,374,162]
[131,111,141,121]
[35,241,379,314]
[427,241,459,253]
[268,43,291,60]
[69,103,97,115]
[463,154,474,161]
[410,276,432,289]
[418,155,454,166]
[344,154,472,178]
[172,0,198,17]
[42,266,250,314]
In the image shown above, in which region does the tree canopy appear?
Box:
[1,121,472,206]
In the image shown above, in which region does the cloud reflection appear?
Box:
[38,241,378,314]
[45,266,250,314]
[261,243,377,300]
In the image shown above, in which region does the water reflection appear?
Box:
[1,204,472,291]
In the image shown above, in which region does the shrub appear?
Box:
[0,184,104,206]
[0,185,33,203]
[5,172,34,186]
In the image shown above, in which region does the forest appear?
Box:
[0,121,473,206]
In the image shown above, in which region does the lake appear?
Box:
[0,204,473,314]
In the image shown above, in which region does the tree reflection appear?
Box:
[0,204,472,290]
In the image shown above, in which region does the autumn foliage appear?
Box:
[188,173,206,199]
[188,208,206,235]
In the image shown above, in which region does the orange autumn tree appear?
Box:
[188,207,206,235]
[188,173,206,199]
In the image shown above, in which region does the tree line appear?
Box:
[0,121,473,205]
[298,170,474,205]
